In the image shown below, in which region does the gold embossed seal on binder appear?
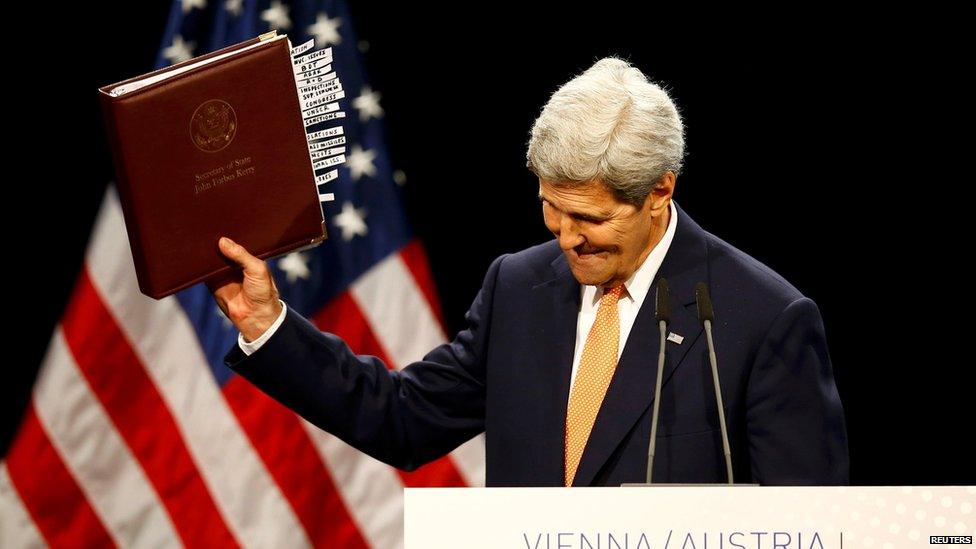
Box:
[190,99,237,152]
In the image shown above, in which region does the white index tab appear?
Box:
[293,47,333,66]
[316,170,338,185]
[307,126,344,141]
[290,39,314,56]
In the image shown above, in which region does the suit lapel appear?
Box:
[529,257,580,486]
[571,203,711,486]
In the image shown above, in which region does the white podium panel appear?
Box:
[405,486,975,549]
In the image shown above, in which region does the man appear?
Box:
[209,57,849,486]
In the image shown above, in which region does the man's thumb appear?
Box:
[218,237,261,273]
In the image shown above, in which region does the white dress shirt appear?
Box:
[238,299,288,356]
[239,202,679,368]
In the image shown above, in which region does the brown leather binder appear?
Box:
[98,32,326,299]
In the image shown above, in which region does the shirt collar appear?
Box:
[584,200,679,308]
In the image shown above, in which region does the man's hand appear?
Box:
[207,237,283,343]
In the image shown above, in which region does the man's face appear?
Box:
[539,178,670,288]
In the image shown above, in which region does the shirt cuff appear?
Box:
[238,300,288,356]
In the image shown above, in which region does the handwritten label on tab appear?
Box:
[299,78,341,95]
[296,67,331,80]
[316,170,338,185]
[310,146,345,160]
[300,80,342,101]
[306,127,344,141]
[303,111,345,127]
[290,39,314,56]
[294,57,331,74]
[313,155,346,170]
[308,136,346,151]
[293,47,332,66]
[295,67,339,87]
[298,73,338,87]
[303,102,340,119]
[302,90,346,111]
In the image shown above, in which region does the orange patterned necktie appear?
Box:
[564,284,625,486]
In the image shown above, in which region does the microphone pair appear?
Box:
[646,280,734,484]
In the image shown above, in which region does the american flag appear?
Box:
[0,0,484,546]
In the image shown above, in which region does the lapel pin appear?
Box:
[667,332,684,345]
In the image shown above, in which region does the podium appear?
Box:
[405,486,975,548]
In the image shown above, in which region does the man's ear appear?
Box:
[644,171,676,215]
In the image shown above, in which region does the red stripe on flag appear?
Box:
[399,239,446,331]
[395,455,467,487]
[6,405,116,548]
[222,375,370,549]
[60,269,240,548]
[312,292,467,487]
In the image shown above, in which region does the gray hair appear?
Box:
[526,57,685,207]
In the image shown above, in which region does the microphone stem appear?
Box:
[704,319,734,484]
[646,319,668,484]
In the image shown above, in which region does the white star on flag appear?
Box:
[163,36,196,65]
[224,0,242,16]
[333,202,368,241]
[353,86,384,122]
[182,0,206,14]
[278,252,311,283]
[261,0,292,31]
[346,145,377,181]
[308,12,342,47]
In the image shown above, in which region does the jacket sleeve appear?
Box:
[222,254,507,471]
[745,297,850,485]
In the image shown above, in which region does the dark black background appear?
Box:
[10,3,971,485]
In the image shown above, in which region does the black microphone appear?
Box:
[695,282,714,323]
[655,278,670,324]
[646,278,670,484]
[694,282,734,484]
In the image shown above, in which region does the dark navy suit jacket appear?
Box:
[223,204,849,486]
